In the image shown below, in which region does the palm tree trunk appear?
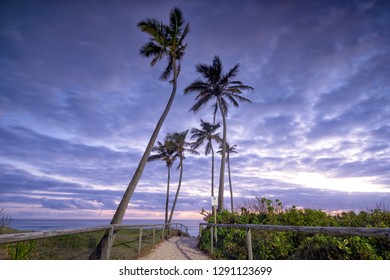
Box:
[89,60,178,259]
[165,165,171,224]
[211,144,216,217]
[168,158,183,223]
[217,97,227,212]
[227,154,233,212]
[211,145,215,197]
[111,60,178,225]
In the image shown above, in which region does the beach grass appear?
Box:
[0,227,183,260]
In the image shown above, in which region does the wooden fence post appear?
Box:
[246,228,253,260]
[138,226,143,257]
[162,225,165,240]
[152,226,156,245]
[101,225,115,260]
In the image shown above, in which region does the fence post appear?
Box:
[138,226,143,258]
[153,226,156,245]
[101,225,115,260]
[162,225,165,240]
[210,226,214,255]
[246,228,253,260]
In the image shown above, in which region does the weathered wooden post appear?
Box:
[162,224,165,240]
[101,225,115,260]
[138,226,143,257]
[152,225,156,245]
[246,228,253,260]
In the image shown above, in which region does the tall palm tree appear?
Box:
[91,7,189,259]
[147,139,176,224]
[111,7,189,226]
[167,130,198,223]
[184,55,253,212]
[218,143,237,213]
[190,120,222,199]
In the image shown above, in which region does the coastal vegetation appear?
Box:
[199,197,390,260]
[0,209,11,234]
[1,227,185,260]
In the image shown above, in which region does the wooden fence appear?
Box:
[199,223,390,260]
[0,223,188,260]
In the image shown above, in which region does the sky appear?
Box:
[1,0,390,221]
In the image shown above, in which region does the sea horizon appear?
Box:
[8,218,203,237]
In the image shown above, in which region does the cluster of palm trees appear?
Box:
[148,119,240,223]
[110,6,252,227]
[91,6,252,259]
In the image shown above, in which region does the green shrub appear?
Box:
[199,197,390,260]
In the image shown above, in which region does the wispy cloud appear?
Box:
[1,0,389,219]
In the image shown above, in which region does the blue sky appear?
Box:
[1,0,389,220]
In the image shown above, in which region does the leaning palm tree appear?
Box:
[190,120,222,200]
[90,7,189,259]
[147,139,176,224]
[184,55,253,212]
[218,142,237,213]
[167,130,199,223]
[111,7,189,226]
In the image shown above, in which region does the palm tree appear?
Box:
[218,143,237,213]
[184,55,253,212]
[147,139,176,224]
[111,7,189,225]
[190,120,222,199]
[166,130,199,223]
[91,7,189,259]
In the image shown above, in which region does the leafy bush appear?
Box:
[200,197,390,260]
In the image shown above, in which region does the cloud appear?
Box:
[0,0,389,219]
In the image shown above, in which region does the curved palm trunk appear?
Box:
[217,97,227,212]
[165,165,171,224]
[168,158,183,223]
[89,60,178,259]
[111,60,178,225]
[211,144,216,217]
[227,154,233,212]
[211,145,215,197]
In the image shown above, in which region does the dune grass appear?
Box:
[0,227,183,260]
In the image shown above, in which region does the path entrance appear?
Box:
[139,236,211,260]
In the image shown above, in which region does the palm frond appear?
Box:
[183,80,210,94]
[226,94,239,108]
[169,7,185,34]
[147,154,163,162]
[137,19,162,37]
[160,57,173,80]
[178,24,190,46]
[189,93,215,113]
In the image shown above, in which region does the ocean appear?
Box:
[8,219,203,237]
